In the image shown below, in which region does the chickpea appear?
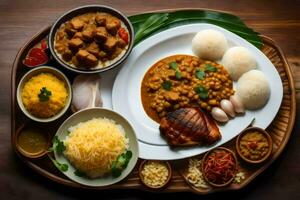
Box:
[158,95,164,100]
[186,68,192,72]
[164,102,171,108]
[188,92,193,98]
[193,94,199,100]
[183,89,189,95]
[157,107,163,112]
[215,85,221,90]
[207,105,212,111]
[208,99,218,106]
[200,102,208,109]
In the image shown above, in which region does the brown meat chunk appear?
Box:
[71,56,79,66]
[85,54,98,67]
[76,49,89,60]
[117,38,127,48]
[65,26,77,38]
[68,38,83,49]
[75,50,98,68]
[94,27,108,42]
[109,47,123,59]
[103,37,118,51]
[106,18,121,35]
[55,43,67,54]
[62,48,73,61]
[82,29,93,42]
[95,14,107,26]
[86,42,100,56]
[70,18,84,30]
[73,32,83,39]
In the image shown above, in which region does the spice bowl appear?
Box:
[15,123,51,159]
[16,66,72,122]
[236,127,273,164]
[202,147,237,187]
[139,160,172,189]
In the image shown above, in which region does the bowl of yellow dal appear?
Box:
[17,66,72,122]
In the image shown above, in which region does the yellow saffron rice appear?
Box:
[21,73,68,118]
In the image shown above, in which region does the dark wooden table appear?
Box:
[1,0,300,199]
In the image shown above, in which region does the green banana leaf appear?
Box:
[128,10,263,49]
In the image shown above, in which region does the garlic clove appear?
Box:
[211,107,229,123]
[220,99,235,117]
[71,74,102,112]
[230,94,245,114]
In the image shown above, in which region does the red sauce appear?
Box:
[23,40,48,67]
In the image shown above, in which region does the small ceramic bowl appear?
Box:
[48,5,134,74]
[15,124,51,159]
[236,127,273,164]
[139,160,172,189]
[17,66,72,122]
[202,147,237,187]
[53,107,139,187]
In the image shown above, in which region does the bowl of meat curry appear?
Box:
[49,5,134,73]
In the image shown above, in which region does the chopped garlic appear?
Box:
[234,171,246,183]
[141,161,169,187]
[185,159,209,188]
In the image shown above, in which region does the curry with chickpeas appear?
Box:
[141,55,234,123]
[54,12,129,69]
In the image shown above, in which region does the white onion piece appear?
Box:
[220,99,235,117]
[211,107,229,123]
[230,94,245,114]
[71,74,102,112]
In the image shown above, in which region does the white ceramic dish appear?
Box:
[53,107,139,187]
[112,23,283,160]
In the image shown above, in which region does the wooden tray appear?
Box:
[11,24,296,194]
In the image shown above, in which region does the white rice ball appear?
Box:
[192,29,227,61]
[236,70,270,110]
[222,46,257,81]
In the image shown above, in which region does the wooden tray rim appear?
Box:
[10,9,297,194]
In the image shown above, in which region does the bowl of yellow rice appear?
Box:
[17,66,72,122]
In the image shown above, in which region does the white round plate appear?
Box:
[53,108,139,187]
[112,23,283,160]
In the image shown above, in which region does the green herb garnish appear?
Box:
[194,85,209,99]
[74,170,86,177]
[38,87,52,102]
[48,156,69,172]
[195,69,205,80]
[169,62,178,70]
[175,71,182,80]
[205,64,217,72]
[53,136,66,154]
[161,81,172,91]
[111,150,133,177]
